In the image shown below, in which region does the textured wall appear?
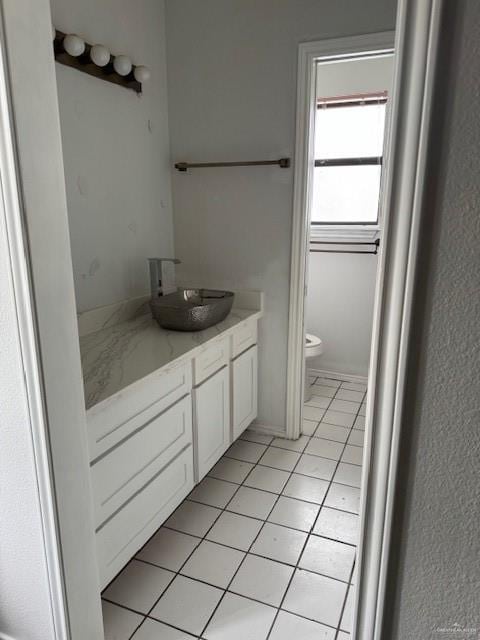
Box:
[165,0,397,431]
[386,2,480,638]
[51,0,174,312]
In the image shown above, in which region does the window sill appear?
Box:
[310,226,381,243]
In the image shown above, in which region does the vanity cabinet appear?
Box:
[86,312,260,589]
[91,395,192,527]
[96,447,193,587]
[87,362,192,461]
[193,365,230,481]
[194,335,229,385]
[232,345,258,440]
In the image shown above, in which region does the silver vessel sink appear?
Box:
[150,289,234,331]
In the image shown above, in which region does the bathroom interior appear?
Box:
[49,1,396,639]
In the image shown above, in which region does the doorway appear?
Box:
[286,32,395,440]
[286,33,395,638]
[0,2,444,638]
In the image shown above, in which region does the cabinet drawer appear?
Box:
[87,362,192,461]
[193,336,229,386]
[96,446,194,589]
[231,319,257,358]
[91,395,192,527]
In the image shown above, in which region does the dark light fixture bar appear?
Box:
[309,239,380,255]
[175,158,291,172]
[53,30,143,94]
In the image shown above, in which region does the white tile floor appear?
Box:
[102,375,367,640]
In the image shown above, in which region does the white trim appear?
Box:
[309,226,380,243]
[0,4,442,639]
[0,10,68,638]
[249,422,287,438]
[0,1,104,637]
[355,2,443,640]
[307,368,368,386]
[286,14,443,640]
[286,31,395,441]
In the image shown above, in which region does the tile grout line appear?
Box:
[264,382,359,639]
[197,385,357,637]
[106,581,345,640]
[290,381,365,637]
[224,449,363,471]
[106,375,365,640]
[135,549,354,588]
[312,384,365,637]
[335,557,357,638]
[133,410,362,637]
[273,381,366,634]
[142,466,252,625]
[164,496,359,537]
[146,380,363,638]
[129,442,288,639]
[124,456,256,639]
[196,417,318,638]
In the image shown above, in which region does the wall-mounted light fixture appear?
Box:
[134,66,151,84]
[113,54,133,77]
[90,44,110,68]
[63,33,86,57]
[53,29,150,94]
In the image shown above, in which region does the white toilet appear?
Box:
[305,333,323,402]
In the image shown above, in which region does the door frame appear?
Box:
[0,1,104,638]
[0,0,443,638]
[286,2,443,639]
[285,30,395,441]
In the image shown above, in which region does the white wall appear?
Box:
[51,0,174,312]
[306,55,393,377]
[0,151,56,640]
[315,54,393,97]
[1,0,103,636]
[306,253,378,376]
[165,0,397,431]
[386,1,480,637]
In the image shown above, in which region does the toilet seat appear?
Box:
[305,333,323,358]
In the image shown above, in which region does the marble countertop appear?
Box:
[80,307,261,411]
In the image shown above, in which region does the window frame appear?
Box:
[310,94,388,240]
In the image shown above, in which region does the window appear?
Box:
[311,94,387,229]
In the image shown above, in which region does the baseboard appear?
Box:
[249,421,287,439]
[308,368,368,385]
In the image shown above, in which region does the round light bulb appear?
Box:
[90,44,110,67]
[63,34,85,57]
[113,55,132,77]
[134,65,151,83]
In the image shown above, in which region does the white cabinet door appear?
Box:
[91,395,192,528]
[232,345,258,440]
[96,446,194,589]
[194,366,231,481]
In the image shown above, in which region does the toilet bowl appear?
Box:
[305,333,323,402]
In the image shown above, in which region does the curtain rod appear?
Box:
[309,239,380,255]
[174,158,291,172]
[317,92,388,107]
